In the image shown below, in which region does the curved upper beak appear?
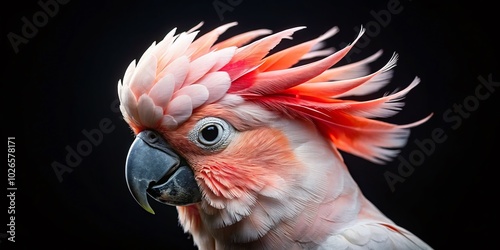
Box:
[125,130,201,214]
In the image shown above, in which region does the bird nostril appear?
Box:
[148,180,157,188]
[147,131,158,142]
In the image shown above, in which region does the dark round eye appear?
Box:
[189,117,234,151]
[198,123,223,146]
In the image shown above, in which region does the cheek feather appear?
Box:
[198,127,300,197]
[191,127,304,224]
[198,163,261,199]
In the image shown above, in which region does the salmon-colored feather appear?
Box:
[213,29,272,50]
[187,22,238,60]
[309,50,383,82]
[240,44,354,96]
[257,26,339,72]
[221,27,305,81]
[118,22,430,164]
[317,113,431,164]
[231,27,364,96]
[286,52,396,98]
[338,77,421,118]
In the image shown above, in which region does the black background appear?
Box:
[3,0,499,249]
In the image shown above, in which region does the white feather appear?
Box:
[120,86,139,122]
[136,94,162,128]
[165,95,193,126]
[187,21,204,33]
[322,221,433,249]
[173,84,209,110]
[122,59,136,86]
[140,41,157,61]
[155,27,179,70]
[195,72,231,103]
[129,54,157,94]
[209,47,237,73]
[148,73,175,108]
[161,31,199,66]
[117,80,123,102]
[184,50,224,85]
[157,56,190,92]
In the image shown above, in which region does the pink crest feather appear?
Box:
[118,22,430,163]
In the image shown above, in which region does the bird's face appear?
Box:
[125,102,306,221]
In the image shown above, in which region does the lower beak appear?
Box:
[125,130,201,214]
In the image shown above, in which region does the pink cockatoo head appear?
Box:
[118,22,431,249]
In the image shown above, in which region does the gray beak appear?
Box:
[125,130,201,214]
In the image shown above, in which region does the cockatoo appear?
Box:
[118,22,432,249]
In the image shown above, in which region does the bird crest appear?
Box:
[117,22,430,164]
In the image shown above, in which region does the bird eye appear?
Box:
[189,117,234,152]
[199,123,223,146]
